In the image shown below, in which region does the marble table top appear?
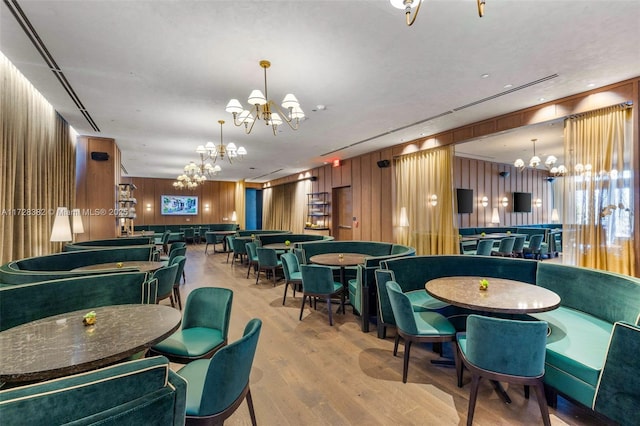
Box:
[0,304,181,384]
[309,253,367,267]
[425,276,561,314]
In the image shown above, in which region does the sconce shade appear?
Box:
[551,208,560,223]
[491,208,500,225]
[50,207,72,242]
[501,197,509,207]
[71,209,84,234]
[231,211,237,222]
[399,207,409,227]
[429,194,438,206]
[481,196,489,207]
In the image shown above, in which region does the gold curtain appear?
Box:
[394,146,458,255]
[1,53,76,264]
[563,105,634,275]
[262,180,310,232]
[234,180,245,229]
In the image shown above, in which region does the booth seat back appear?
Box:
[381,255,538,293]
[257,233,332,246]
[0,271,155,331]
[236,229,291,237]
[208,223,238,232]
[64,237,154,251]
[536,262,640,325]
[0,246,155,284]
[0,356,186,426]
[515,227,550,241]
[298,241,395,262]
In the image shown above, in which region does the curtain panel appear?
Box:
[562,105,634,275]
[262,180,310,233]
[394,146,458,255]
[1,53,75,264]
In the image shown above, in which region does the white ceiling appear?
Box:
[2,1,639,182]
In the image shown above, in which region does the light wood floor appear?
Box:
[169,244,612,426]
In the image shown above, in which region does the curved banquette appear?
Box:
[376,255,640,422]
[0,245,156,285]
[256,233,333,246]
[296,240,416,332]
[63,237,155,251]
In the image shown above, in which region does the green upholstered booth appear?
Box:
[0,356,186,426]
[256,233,333,246]
[236,229,291,237]
[375,254,640,422]
[529,262,640,409]
[63,237,155,251]
[296,240,415,332]
[0,245,156,285]
[0,271,155,331]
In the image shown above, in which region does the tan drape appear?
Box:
[262,180,310,233]
[563,105,634,275]
[234,180,245,229]
[394,146,458,255]
[1,53,76,264]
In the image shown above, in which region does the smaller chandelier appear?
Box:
[225,60,304,136]
[515,138,566,176]
[390,0,485,27]
[173,161,221,190]
[196,120,246,164]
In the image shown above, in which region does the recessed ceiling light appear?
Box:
[503,84,513,89]
[481,73,490,79]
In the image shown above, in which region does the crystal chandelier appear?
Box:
[514,138,566,176]
[225,60,304,136]
[390,0,485,27]
[197,120,246,164]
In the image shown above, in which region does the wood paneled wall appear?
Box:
[123,177,237,226]
[454,157,551,228]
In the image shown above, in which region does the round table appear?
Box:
[309,253,367,286]
[0,304,181,385]
[263,243,292,251]
[72,261,166,273]
[425,276,561,314]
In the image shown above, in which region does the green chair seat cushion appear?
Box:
[289,271,302,281]
[406,289,450,311]
[152,328,224,357]
[411,311,456,336]
[530,306,612,386]
[177,358,209,415]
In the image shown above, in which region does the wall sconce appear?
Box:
[551,208,560,223]
[501,197,509,207]
[480,196,489,207]
[204,203,210,211]
[146,203,152,211]
[429,194,438,206]
[534,198,542,208]
[50,207,72,242]
[231,211,237,222]
[399,207,409,227]
[491,208,500,225]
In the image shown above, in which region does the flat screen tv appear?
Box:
[161,195,198,215]
[456,188,474,214]
[513,192,532,213]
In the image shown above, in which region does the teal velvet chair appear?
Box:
[593,321,640,426]
[171,255,187,310]
[469,239,494,256]
[161,229,172,254]
[281,252,302,305]
[255,247,282,286]
[299,264,344,326]
[152,263,180,307]
[226,235,236,263]
[0,356,186,426]
[160,241,187,261]
[183,227,196,244]
[230,236,247,266]
[491,237,515,257]
[150,287,233,363]
[456,315,550,426]
[511,235,526,257]
[177,318,262,425]
[245,242,259,279]
[523,234,544,259]
[385,281,457,383]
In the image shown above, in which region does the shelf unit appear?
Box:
[117,183,137,236]
[305,192,330,232]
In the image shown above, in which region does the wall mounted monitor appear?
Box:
[161,195,198,215]
[513,192,532,213]
[456,188,474,214]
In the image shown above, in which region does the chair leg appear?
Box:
[169,294,175,308]
[454,341,464,388]
[299,295,306,320]
[272,267,277,286]
[402,340,412,383]
[327,297,333,326]
[255,269,260,285]
[524,385,530,399]
[246,387,257,426]
[393,334,400,356]
[173,287,182,310]
[533,381,552,426]
[466,375,482,426]
[282,282,289,305]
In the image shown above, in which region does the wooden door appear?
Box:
[333,186,352,240]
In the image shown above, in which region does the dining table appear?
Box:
[262,243,292,251]
[0,304,181,386]
[71,261,166,273]
[309,252,367,288]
